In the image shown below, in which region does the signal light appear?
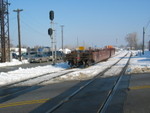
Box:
[49,10,54,21]
[48,28,53,36]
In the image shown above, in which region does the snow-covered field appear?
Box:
[127,50,150,74]
[0,50,150,86]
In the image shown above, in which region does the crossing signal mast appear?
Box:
[0,0,10,62]
[48,10,56,65]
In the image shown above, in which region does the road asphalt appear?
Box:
[123,73,150,113]
[0,68,149,113]
[95,73,150,113]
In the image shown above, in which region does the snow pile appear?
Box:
[0,59,28,67]
[0,63,67,86]
[127,50,150,74]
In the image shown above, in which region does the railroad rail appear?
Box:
[0,51,124,101]
[97,52,132,113]
[0,68,80,104]
[44,52,131,113]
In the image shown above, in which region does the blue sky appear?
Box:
[9,0,150,48]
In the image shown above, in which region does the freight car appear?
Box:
[64,46,115,67]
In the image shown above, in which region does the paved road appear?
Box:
[98,73,150,113]
[0,72,149,113]
[123,73,150,113]
[0,81,79,113]
[30,75,131,113]
[0,74,128,113]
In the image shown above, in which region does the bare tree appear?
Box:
[125,32,138,50]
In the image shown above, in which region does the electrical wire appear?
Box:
[145,19,150,31]
[20,17,48,37]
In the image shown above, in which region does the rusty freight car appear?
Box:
[64,46,115,67]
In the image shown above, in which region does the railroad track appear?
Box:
[0,68,80,104]
[97,53,131,113]
[43,52,131,113]
[0,51,130,109]
[0,51,125,98]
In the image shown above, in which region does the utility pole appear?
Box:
[142,27,145,55]
[142,20,150,54]
[13,9,23,61]
[77,37,79,48]
[61,25,64,55]
[116,38,118,47]
[149,40,150,51]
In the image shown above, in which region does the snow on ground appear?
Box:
[0,50,150,86]
[126,50,150,74]
[0,51,127,86]
[0,59,28,67]
[0,62,70,86]
[50,52,130,83]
